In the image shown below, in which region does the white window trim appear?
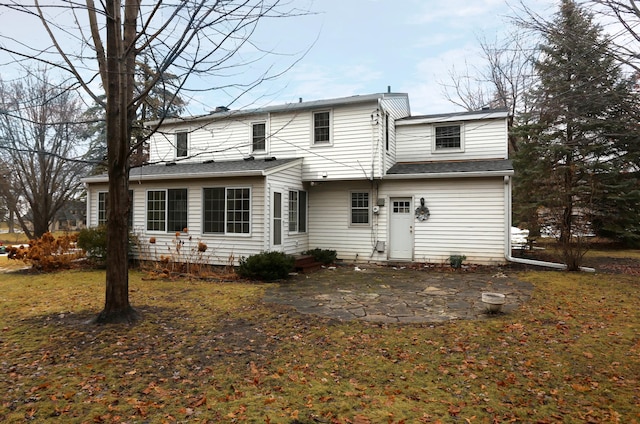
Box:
[287,189,307,234]
[310,109,333,146]
[432,122,465,154]
[145,188,188,233]
[145,189,167,233]
[174,129,189,159]
[201,186,252,237]
[97,191,108,226]
[250,120,268,155]
[349,191,371,227]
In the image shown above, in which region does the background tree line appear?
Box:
[443,0,640,270]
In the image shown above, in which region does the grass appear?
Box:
[0,257,638,422]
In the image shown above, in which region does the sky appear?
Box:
[204,0,558,116]
[0,0,558,117]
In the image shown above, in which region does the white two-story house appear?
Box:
[83,92,514,265]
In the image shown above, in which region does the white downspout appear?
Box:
[503,175,595,272]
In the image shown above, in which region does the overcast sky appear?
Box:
[0,0,558,117]
[212,0,558,116]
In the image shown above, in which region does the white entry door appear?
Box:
[389,197,413,260]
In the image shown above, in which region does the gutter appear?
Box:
[384,170,514,180]
[82,169,266,184]
[503,175,595,272]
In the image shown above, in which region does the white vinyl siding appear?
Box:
[307,181,376,261]
[307,178,507,265]
[377,178,507,265]
[379,95,411,175]
[147,97,412,180]
[265,161,308,254]
[396,117,508,162]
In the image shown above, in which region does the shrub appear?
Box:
[302,248,338,265]
[77,226,107,263]
[8,232,83,272]
[236,251,295,281]
[449,254,467,269]
[77,226,138,267]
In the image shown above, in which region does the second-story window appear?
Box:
[176,131,188,158]
[435,125,461,150]
[252,122,266,152]
[313,110,331,144]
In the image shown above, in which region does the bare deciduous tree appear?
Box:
[441,31,538,154]
[0,1,307,323]
[0,69,87,239]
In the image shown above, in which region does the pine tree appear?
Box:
[514,0,640,268]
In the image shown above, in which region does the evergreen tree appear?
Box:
[514,0,640,268]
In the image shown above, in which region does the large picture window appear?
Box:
[203,187,251,234]
[146,189,187,232]
[351,192,370,225]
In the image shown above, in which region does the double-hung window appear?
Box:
[434,124,462,151]
[98,192,108,226]
[288,190,307,233]
[146,189,187,232]
[251,122,266,152]
[350,192,370,225]
[203,187,251,234]
[97,190,134,227]
[313,110,331,144]
[175,131,188,158]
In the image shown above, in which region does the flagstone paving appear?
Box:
[263,265,533,323]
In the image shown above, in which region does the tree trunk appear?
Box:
[94,0,139,324]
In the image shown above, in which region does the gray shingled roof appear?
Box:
[397,108,508,122]
[386,159,513,175]
[84,157,301,183]
[149,92,410,126]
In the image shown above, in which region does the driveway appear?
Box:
[263,265,533,323]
